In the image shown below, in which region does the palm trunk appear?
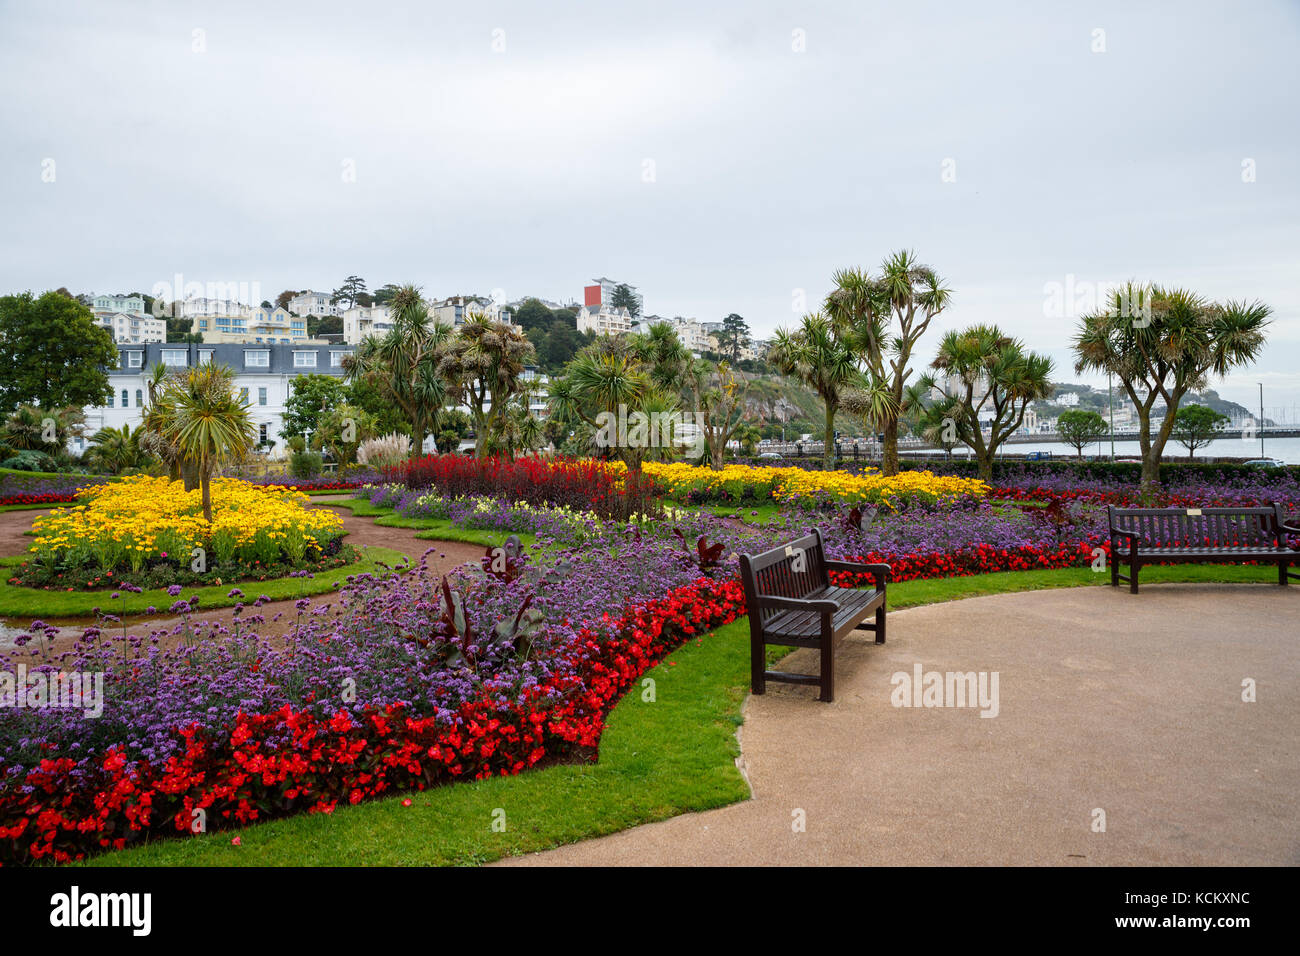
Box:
[201,472,212,523]
[882,421,899,476]
[976,451,994,484]
[823,402,835,470]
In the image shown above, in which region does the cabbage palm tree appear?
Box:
[927,325,1054,482]
[1074,284,1270,495]
[344,285,452,459]
[159,362,256,522]
[769,312,880,469]
[825,250,951,475]
[436,312,536,459]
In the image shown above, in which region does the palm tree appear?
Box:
[343,285,452,459]
[769,313,875,469]
[1074,284,1270,495]
[1,405,83,452]
[159,362,256,522]
[437,312,536,459]
[86,423,151,474]
[139,363,188,484]
[825,250,952,475]
[927,325,1054,482]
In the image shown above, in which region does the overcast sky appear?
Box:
[2,0,1297,417]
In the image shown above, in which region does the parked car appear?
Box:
[1114,458,1142,464]
[758,452,783,460]
[1023,451,1053,461]
[1244,458,1287,468]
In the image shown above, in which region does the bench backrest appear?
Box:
[1109,504,1283,549]
[738,530,829,624]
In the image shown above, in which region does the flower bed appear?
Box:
[395,454,659,519]
[639,461,988,511]
[0,563,742,864]
[14,475,348,591]
[0,474,108,507]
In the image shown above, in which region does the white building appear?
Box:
[1057,392,1081,407]
[583,277,643,314]
[193,306,311,344]
[289,290,344,317]
[577,303,635,336]
[78,343,355,458]
[342,304,394,344]
[181,297,252,318]
[92,294,146,315]
[431,295,514,328]
[96,312,166,345]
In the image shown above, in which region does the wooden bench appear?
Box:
[1108,502,1300,593]
[738,528,888,703]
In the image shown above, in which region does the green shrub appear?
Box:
[289,451,323,479]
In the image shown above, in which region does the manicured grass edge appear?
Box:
[0,547,410,619]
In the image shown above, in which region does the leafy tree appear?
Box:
[344,285,452,459]
[715,313,750,363]
[610,283,641,318]
[539,319,586,371]
[437,312,536,459]
[1074,284,1269,494]
[514,298,555,333]
[769,313,868,469]
[683,360,753,469]
[372,284,401,306]
[282,374,350,441]
[923,325,1054,482]
[0,291,118,410]
[1171,404,1228,459]
[312,404,377,466]
[825,250,952,475]
[275,289,296,311]
[331,276,367,309]
[157,362,256,521]
[308,315,343,338]
[1056,409,1109,458]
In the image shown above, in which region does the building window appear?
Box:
[198,349,214,365]
[136,389,143,407]
[245,350,270,368]
[293,351,317,368]
[258,387,268,406]
[107,392,114,408]
[239,387,249,403]
[330,351,346,367]
[127,351,142,369]
[161,349,187,367]
[121,389,129,407]
[259,423,269,444]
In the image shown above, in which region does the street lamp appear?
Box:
[1259,383,1265,459]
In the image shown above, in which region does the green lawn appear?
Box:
[0,547,409,618]
[326,497,542,552]
[78,560,1287,867]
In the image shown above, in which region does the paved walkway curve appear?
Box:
[500,584,1300,866]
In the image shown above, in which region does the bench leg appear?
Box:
[1110,553,1119,587]
[1281,561,1289,587]
[819,636,835,703]
[874,604,886,644]
[1130,556,1140,594]
[750,630,766,695]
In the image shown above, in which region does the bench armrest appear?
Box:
[1280,522,1300,536]
[824,559,889,587]
[1109,527,1148,546]
[753,594,838,614]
